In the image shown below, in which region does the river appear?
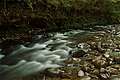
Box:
[0,25,120,80]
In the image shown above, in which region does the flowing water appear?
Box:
[0,28,109,80]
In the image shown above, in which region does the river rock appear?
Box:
[110,75,120,80]
[78,70,84,77]
[79,76,91,80]
[92,56,107,68]
[108,68,118,75]
[99,73,110,79]
[104,53,110,58]
[92,69,99,75]
[71,49,87,58]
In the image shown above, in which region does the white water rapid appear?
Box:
[0,30,92,80]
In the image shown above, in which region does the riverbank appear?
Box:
[13,25,120,80]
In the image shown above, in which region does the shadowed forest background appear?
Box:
[0,0,120,35]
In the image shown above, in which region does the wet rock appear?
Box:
[102,43,110,49]
[82,66,91,72]
[114,49,120,52]
[67,64,80,67]
[104,53,110,58]
[110,75,120,80]
[92,69,99,75]
[83,54,95,61]
[89,42,97,50]
[100,68,107,73]
[78,70,84,77]
[111,64,120,69]
[117,45,120,49]
[97,42,105,52]
[72,58,81,62]
[89,50,101,56]
[89,74,99,80]
[85,72,90,76]
[79,76,91,80]
[99,73,110,79]
[77,43,90,49]
[106,58,113,65]
[107,67,119,74]
[62,79,70,80]
[92,56,107,68]
[48,68,65,74]
[94,59,106,68]
[71,49,87,58]
[81,62,94,73]
[113,57,120,64]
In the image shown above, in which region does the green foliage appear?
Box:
[1,0,120,31]
[110,0,120,23]
[25,0,33,10]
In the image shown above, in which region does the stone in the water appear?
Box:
[92,56,107,68]
[104,53,110,58]
[79,76,91,80]
[71,49,87,58]
[99,73,110,79]
[92,69,99,75]
[100,68,107,73]
[107,67,118,75]
[78,70,84,77]
[73,58,81,62]
[110,75,120,80]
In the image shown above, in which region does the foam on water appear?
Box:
[0,30,86,80]
[0,55,4,60]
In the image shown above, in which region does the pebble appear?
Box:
[109,68,118,74]
[110,75,120,80]
[104,53,110,58]
[80,76,91,80]
[92,69,99,75]
[92,56,107,68]
[100,68,107,73]
[100,73,110,79]
[111,64,120,69]
[78,70,84,77]
[73,58,81,62]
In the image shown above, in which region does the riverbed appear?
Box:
[0,25,120,80]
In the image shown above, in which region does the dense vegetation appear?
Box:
[0,0,120,42]
[0,0,120,31]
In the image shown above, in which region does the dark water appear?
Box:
[0,25,115,80]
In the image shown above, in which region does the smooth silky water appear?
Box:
[0,30,95,80]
